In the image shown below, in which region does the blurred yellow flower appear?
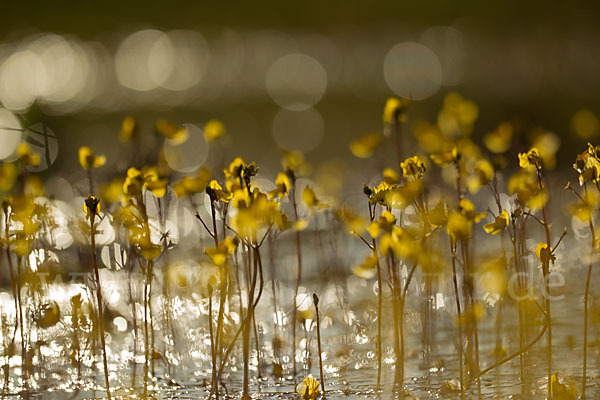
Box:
[483,210,509,235]
[467,159,494,194]
[79,146,106,170]
[484,121,513,154]
[427,201,448,228]
[382,167,399,184]
[437,92,478,139]
[173,168,212,197]
[571,109,599,140]
[383,97,409,125]
[352,251,378,279]
[203,119,226,142]
[119,115,136,142]
[336,206,365,235]
[431,146,459,168]
[281,150,311,177]
[100,177,125,205]
[205,237,238,266]
[156,119,188,143]
[17,142,40,167]
[349,132,382,158]
[296,376,320,399]
[0,162,17,192]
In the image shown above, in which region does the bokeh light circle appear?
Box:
[163,123,209,172]
[272,108,324,152]
[266,53,327,111]
[115,30,175,91]
[383,42,442,100]
[0,108,22,159]
[0,50,45,110]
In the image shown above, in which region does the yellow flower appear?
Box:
[79,146,106,170]
[508,169,548,210]
[100,177,125,205]
[293,219,308,231]
[366,210,396,239]
[121,166,168,198]
[379,225,415,259]
[447,199,485,240]
[480,258,508,295]
[568,188,599,222]
[119,115,136,142]
[84,195,101,219]
[352,251,378,279]
[518,147,542,169]
[267,172,291,199]
[204,237,238,266]
[296,376,320,399]
[130,226,162,260]
[203,119,226,142]
[400,155,426,178]
[437,92,478,139]
[412,121,445,154]
[427,201,448,228]
[383,167,399,184]
[532,130,560,170]
[302,186,320,209]
[156,119,188,142]
[17,142,40,167]
[0,162,17,192]
[173,168,212,197]
[483,210,509,235]
[458,199,486,223]
[467,159,494,194]
[483,122,513,154]
[430,146,459,168]
[281,150,311,177]
[206,179,232,202]
[336,206,365,235]
[142,167,168,198]
[447,210,471,240]
[574,144,600,185]
[349,132,382,158]
[383,97,410,125]
[122,167,143,196]
[224,157,258,193]
[536,242,556,266]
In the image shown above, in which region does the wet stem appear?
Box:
[3,211,22,395]
[89,212,111,400]
[242,244,263,399]
[510,218,527,394]
[291,182,302,380]
[582,182,595,399]
[536,167,552,398]
[368,202,384,390]
[450,240,465,396]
